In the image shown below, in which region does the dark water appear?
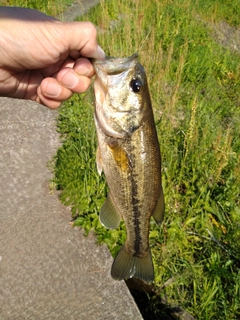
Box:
[126,279,173,320]
[126,278,195,320]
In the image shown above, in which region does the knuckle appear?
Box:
[84,22,97,38]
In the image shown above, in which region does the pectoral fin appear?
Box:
[107,139,132,172]
[100,193,121,229]
[152,186,165,224]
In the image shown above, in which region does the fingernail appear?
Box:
[44,82,62,98]
[61,72,79,88]
[78,65,92,77]
[96,45,106,60]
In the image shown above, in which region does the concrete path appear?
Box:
[0,98,142,319]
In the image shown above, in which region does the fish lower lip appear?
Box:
[94,53,138,64]
[92,53,138,74]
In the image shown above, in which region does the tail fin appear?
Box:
[111,245,154,283]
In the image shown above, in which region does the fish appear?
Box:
[92,53,164,282]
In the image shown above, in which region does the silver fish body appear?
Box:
[92,53,164,282]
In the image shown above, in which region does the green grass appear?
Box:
[53,0,240,318]
[1,0,72,16]
[6,0,239,318]
[192,0,240,26]
[54,1,240,318]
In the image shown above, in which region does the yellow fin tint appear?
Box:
[152,186,165,224]
[100,193,121,229]
[107,140,131,172]
[111,245,154,283]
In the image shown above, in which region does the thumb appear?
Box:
[61,21,105,60]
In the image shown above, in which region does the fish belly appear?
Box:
[96,118,164,282]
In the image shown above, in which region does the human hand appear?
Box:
[0,7,105,109]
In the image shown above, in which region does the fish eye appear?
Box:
[130,79,142,93]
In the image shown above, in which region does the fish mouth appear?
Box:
[92,53,140,139]
[92,53,139,91]
[92,53,138,75]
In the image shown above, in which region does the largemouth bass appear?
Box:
[92,53,164,282]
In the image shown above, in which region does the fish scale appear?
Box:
[92,53,165,282]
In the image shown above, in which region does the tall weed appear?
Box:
[1,0,72,16]
[55,0,240,318]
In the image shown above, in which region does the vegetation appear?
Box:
[55,1,240,318]
[1,0,72,16]
[4,0,239,318]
